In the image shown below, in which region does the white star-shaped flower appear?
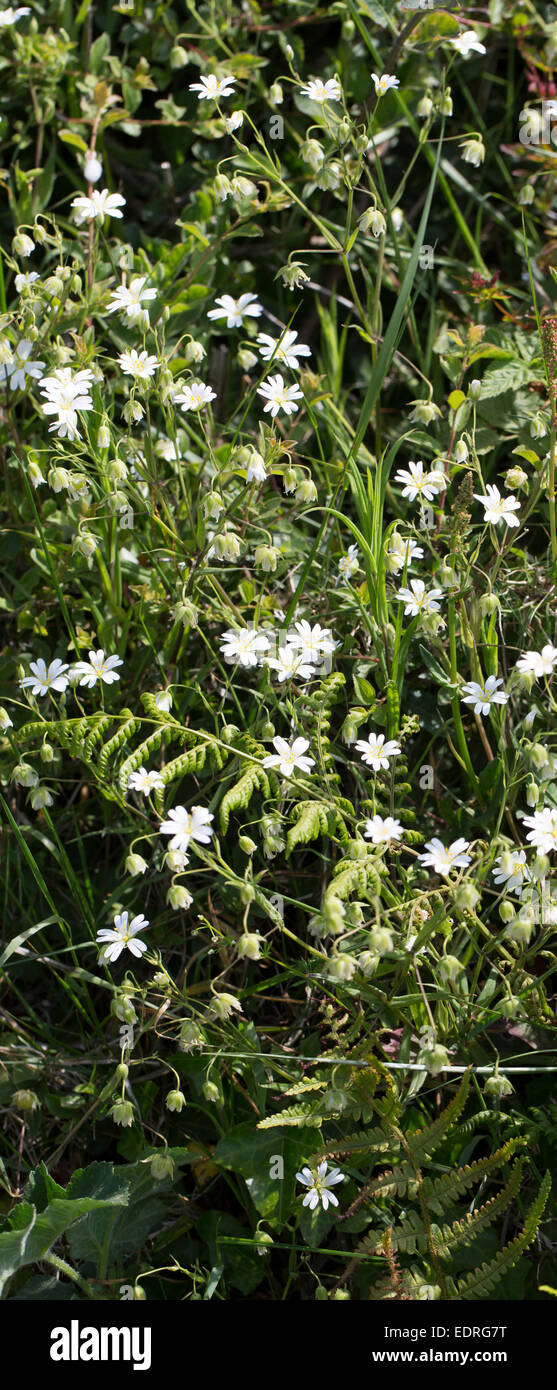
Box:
[262,735,314,778]
[286,620,336,663]
[385,533,424,574]
[299,78,342,103]
[0,338,45,391]
[474,484,520,527]
[118,349,158,380]
[96,911,149,963]
[338,544,359,581]
[174,380,216,411]
[219,628,270,667]
[267,647,315,682]
[371,73,400,96]
[71,189,126,224]
[72,650,124,688]
[418,838,472,876]
[516,645,557,679]
[296,1160,344,1211]
[364,814,404,845]
[522,807,557,853]
[394,459,445,502]
[106,276,156,325]
[397,579,443,617]
[355,732,402,771]
[207,292,262,328]
[492,849,531,897]
[450,30,486,57]
[256,329,311,370]
[127,767,164,795]
[461,676,508,716]
[39,366,95,441]
[20,658,69,697]
[159,805,215,853]
[257,373,303,417]
[189,74,236,101]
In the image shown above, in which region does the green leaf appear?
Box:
[479,362,539,398]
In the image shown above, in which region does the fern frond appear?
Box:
[256,1103,323,1129]
[437,1159,525,1258]
[219,765,272,834]
[97,713,141,779]
[422,1137,525,1216]
[455,1171,551,1299]
[405,1069,471,1163]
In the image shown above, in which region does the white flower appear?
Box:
[522,807,557,853]
[418,837,472,876]
[0,8,30,27]
[207,292,262,328]
[460,138,485,167]
[296,1160,344,1211]
[474,484,520,527]
[300,77,342,103]
[492,849,531,897]
[257,373,303,417]
[15,270,39,293]
[355,732,402,771]
[225,111,244,133]
[159,805,215,853]
[263,735,314,778]
[364,814,404,845]
[516,645,557,679]
[118,349,159,380]
[189,73,236,101]
[220,628,270,667]
[0,707,13,730]
[461,676,509,716]
[72,649,124,688]
[397,579,443,617]
[371,73,400,96]
[385,533,424,574]
[267,647,315,682]
[451,30,486,57]
[245,453,268,483]
[84,153,103,183]
[174,380,216,411]
[338,543,359,581]
[127,767,164,795]
[96,911,149,963]
[256,330,311,370]
[0,339,45,391]
[107,277,156,326]
[20,658,69,697]
[286,620,336,663]
[394,459,445,502]
[39,366,95,441]
[71,189,126,224]
[29,786,54,809]
[154,690,172,713]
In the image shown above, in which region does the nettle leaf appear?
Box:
[479,362,541,398]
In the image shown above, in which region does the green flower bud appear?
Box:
[167,884,193,911]
[367,927,394,956]
[484,1073,513,1100]
[417,1043,451,1076]
[12,1089,39,1112]
[239,835,257,855]
[328,953,358,981]
[203,1079,221,1103]
[179,1021,204,1052]
[237,931,263,961]
[110,1100,134,1127]
[166,1088,185,1113]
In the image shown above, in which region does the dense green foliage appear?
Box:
[0,0,556,1301]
